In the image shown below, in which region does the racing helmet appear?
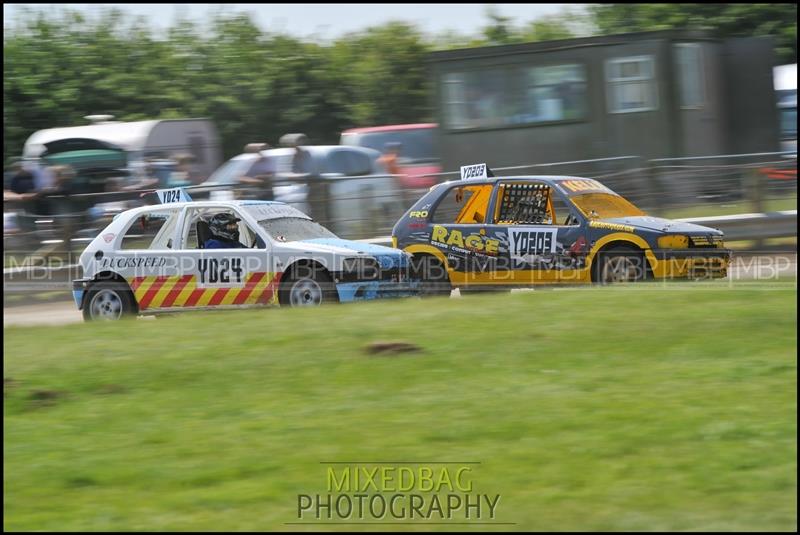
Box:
[208,212,241,242]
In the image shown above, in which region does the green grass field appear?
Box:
[4,285,797,531]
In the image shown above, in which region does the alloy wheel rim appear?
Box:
[289,279,323,306]
[90,289,123,320]
[603,256,638,283]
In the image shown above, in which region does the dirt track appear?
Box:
[4,255,795,328]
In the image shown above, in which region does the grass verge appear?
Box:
[4,285,797,531]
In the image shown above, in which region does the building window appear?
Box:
[442,64,588,130]
[443,73,468,129]
[675,44,705,108]
[443,69,508,130]
[517,64,587,123]
[606,56,657,113]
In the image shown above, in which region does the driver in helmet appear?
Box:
[204,212,247,249]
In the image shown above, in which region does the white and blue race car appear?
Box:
[73,190,417,320]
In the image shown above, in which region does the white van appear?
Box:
[23,117,223,181]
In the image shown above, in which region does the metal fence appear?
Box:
[3,152,797,257]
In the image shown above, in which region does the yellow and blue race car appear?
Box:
[391,164,732,293]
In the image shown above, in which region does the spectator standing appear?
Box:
[238,143,276,201]
[378,142,412,207]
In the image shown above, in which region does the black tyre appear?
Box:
[592,246,648,284]
[82,280,137,321]
[411,254,452,298]
[278,266,339,307]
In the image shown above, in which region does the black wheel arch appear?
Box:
[281,259,332,282]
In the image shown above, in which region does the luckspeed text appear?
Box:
[296,465,501,521]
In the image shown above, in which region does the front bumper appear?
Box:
[335,280,420,302]
[72,278,92,309]
[650,249,732,279]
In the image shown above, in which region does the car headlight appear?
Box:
[657,235,689,249]
[689,235,725,248]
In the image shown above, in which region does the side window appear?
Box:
[120,209,179,250]
[181,208,258,249]
[550,191,580,226]
[185,217,200,249]
[327,151,371,176]
[349,152,372,176]
[494,182,556,225]
[430,184,491,224]
[327,151,350,175]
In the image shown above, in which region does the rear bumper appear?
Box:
[649,249,732,279]
[335,280,420,302]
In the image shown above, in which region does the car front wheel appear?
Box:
[278,267,338,307]
[593,247,648,284]
[83,280,137,321]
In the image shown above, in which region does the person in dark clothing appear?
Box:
[204,212,248,249]
[9,163,36,194]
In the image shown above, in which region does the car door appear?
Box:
[109,205,184,312]
[484,180,584,285]
[170,205,278,309]
[426,181,500,287]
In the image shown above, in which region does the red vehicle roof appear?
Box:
[341,123,438,134]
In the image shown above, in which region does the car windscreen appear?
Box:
[205,157,254,185]
[343,129,438,164]
[258,217,336,242]
[570,193,645,219]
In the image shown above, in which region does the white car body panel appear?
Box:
[74,200,416,314]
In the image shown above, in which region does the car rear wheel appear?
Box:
[279,267,338,307]
[593,247,647,284]
[83,280,137,321]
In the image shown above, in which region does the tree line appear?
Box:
[4,4,796,164]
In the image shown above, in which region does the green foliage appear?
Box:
[3,5,796,165]
[2,10,431,162]
[590,3,797,64]
[483,5,525,46]
[522,14,581,43]
[332,22,433,128]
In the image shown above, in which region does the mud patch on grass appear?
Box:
[27,389,66,409]
[365,342,423,356]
